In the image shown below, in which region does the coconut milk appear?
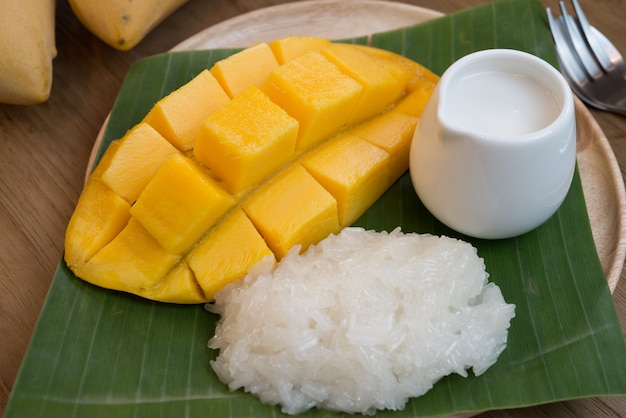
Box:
[445,71,562,137]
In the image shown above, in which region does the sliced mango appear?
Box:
[65,37,438,303]
[350,110,419,182]
[211,42,279,98]
[321,43,404,124]
[143,69,231,151]
[187,209,274,300]
[194,86,299,193]
[392,79,438,117]
[144,262,206,304]
[302,135,390,227]
[130,153,234,254]
[243,164,341,259]
[75,218,179,293]
[270,36,331,65]
[262,50,363,150]
[94,122,179,203]
[354,44,440,90]
[65,178,131,268]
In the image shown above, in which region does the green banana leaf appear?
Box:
[6,0,626,417]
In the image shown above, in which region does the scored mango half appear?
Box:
[65,37,439,304]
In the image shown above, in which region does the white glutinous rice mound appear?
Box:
[207,227,516,415]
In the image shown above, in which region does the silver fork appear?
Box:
[547,0,626,116]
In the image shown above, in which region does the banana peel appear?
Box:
[0,0,57,105]
[67,0,189,51]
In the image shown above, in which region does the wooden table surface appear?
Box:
[1,0,625,416]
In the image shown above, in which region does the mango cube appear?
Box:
[90,139,121,178]
[302,135,390,226]
[76,218,179,293]
[270,36,331,64]
[262,51,362,150]
[351,110,419,181]
[144,262,207,304]
[143,69,231,151]
[95,122,179,203]
[64,179,131,268]
[391,80,437,117]
[194,86,298,193]
[211,42,279,98]
[188,209,275,300]
[354,44,440,90]
[321,43,404,124]
[243,164,340,259]
[130,154,234,254]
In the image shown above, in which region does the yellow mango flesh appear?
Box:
[262,51,363,150]
[75,218,179,293]
[321,43,405,124]
[65,37,437,303]
[94,122,179,203]
[130,153,234,254]
[144,262,206,304]
[270,36,331,64]
[350,109,419,182]
[243,164,341,259]
[392,79,438,116]
[194,86,299,193]
[65,179,131,268]
[143,69,231,151]
[187,209,274,300]
[302,135,390,227]
[210,42,279,98]
[353,44,440,90]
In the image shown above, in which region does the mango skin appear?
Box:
[67,0,189,50]
[0,0,56,104]
[65,37,438,303]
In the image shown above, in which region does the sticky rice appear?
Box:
[207,227,515,415]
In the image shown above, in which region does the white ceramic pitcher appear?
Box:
[409,49,576,239]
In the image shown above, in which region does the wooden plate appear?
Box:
[89,0,626,292]
[171,0,442,50]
